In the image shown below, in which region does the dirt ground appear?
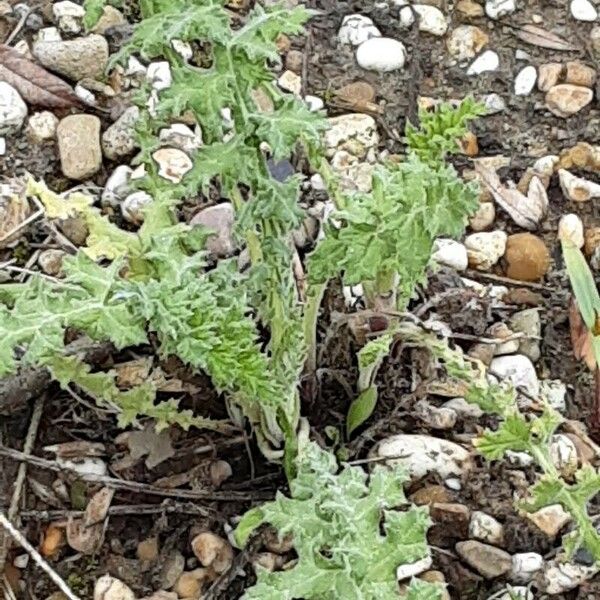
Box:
[3,0,600,598]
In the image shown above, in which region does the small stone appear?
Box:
[285,49,304,73]
[277,69,301,95]
[489,354,539,396]
[442,397,483,418]
[396,556,433,581]
[455,541,512,579]
[558,213,585,248]
[545,84,594,118]
[414,399,458,430]
[447,26,489,61]
[487,322,519,355]
[514,66,537,96]
[372,434,473,481]
[511,552,543,584]
[26,111,59,142]
[526,504,572,537]
[33,34,108,81]
[432,238,468,271]
[159,123,202,154]
[305,95,324,111]
[59,216,88,246]
[147,61,172,90]
[456,0,484,17]
[540,380,567,413]
[585,226,600,257]
[508,309,541,362]
[338,14,381,46]
[191,532,233,574]
[537,63,563,92]
[410,484,453,506]
[152,148,193,183]
[592,25,600,53]
[190,203,236,258]
[92,5,126,34]
[465,230,507,270]
[431,502,470,537]
[460,131,479,157]
[53,0,85,34]
[173,569,211,599]
[419,571,450,600]
[101,165,132,207]
[102,106,139,160]
[469,511,504,546]
[93,575,135,600]
[412,5,448,36]
[565,61,597,88]
[252,552,287,573]
[324,113,378,158]
[0,83,27,135]
[356,37,407,72]
[336,81,376,104]
[469,202,495,231]
[570,0,598,21]
[121,191,153,225]
[504,233,550,282]
[57,114,102,180]
[483,93,506,114]
[13,554,28,569]
[559,168,600,202]
[536,560,598,594]
[467,50,499,76]
[38,249,65,276]
[485,0,516,19]
[137,537,159,563]
[550,434,579,478]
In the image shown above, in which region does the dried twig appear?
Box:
[0,511,80,600]
[0,396,45,573]
[0,446,274,502]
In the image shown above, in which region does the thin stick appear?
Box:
[465,269,550,290]
[5,6,30,45]
[0,446,273,502]
[0,511,80,600]
[0,209,43,246]
[0,396,45,573]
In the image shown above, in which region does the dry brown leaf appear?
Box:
[67,487,114,554]
[115,426,174,469]
[474,162,547,230]
[0,43,81,109]
[569,297,596,370]
[513,24,579,51]
[44,440,106,458]
[0,194,31,248]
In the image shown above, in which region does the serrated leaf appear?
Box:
[236,442,441,600]
[473,412,532,459]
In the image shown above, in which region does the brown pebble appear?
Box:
[285,49,304,74]
[503,288,544,306]
[460,131,478,157]
[537,63,563,92]
[137,537,159,563]
[545,84,593,118]
[456,0,484,16]
[504,233,551,282]
[565,61,597,88]
[336,81,376,104]
[585,227,600,257]
[468,342,496,366]
[559,142,597,170]
[276,33,291,53]
[409,484,452,506]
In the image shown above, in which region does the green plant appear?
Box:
[423,326,600,560]
[308,99,484,311]
[235,440,442,600]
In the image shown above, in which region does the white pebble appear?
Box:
[413,5,448,36]
[338,14,381,46]
[278,70,302,96]
[0,82,27,135]
[356,37,407,72]
[510,552,543,584]
[489,354,539,397]
[304,95,324,112]
[26,111,58,142]
[514,66,537,96]
[122,191,153,224]
[485,0,516,18]
[147,61,172,90]
[483,93,506,113]
[570,0,598,21]
[467,50,499,76]
[396,555,432,581]
[432,238,468,271]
